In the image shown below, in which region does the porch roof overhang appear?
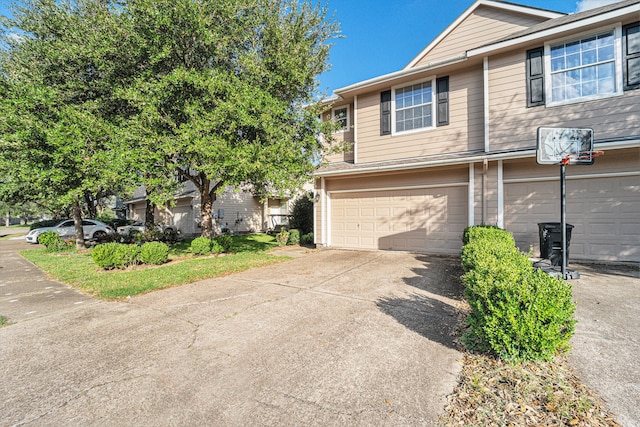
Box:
[314,137,640,178]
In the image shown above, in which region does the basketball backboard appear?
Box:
[536,127,594,165]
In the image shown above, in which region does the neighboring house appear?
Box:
[315,0,640,262]
[124,181,294,235]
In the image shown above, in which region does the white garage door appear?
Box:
[330,186,467,253]
[505,175,640,262]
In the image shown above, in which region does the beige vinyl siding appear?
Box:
[488,50,640,152]
[502,150,640,262]
[355,68,484,163]
[414,6,549,67]
[324,104,355,163]
[213,190,264,233]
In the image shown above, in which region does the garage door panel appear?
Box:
[331,186,467,253]
[505,177,639,262]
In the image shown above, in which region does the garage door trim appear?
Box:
[504,170,640,184]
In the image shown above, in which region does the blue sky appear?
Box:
[317,0,618,95]
[1,0,618,95]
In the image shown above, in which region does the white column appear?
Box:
[468,163,475,226]
[497,160,504,228]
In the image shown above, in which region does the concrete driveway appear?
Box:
[0,247,465,426]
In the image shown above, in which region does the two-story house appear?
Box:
[315,0,640,263]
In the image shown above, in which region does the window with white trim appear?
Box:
[546,28,622,105]
[393,79,434,134]
[332,106,349,131]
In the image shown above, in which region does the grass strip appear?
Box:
[21,247,289,300]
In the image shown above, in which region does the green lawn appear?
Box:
[21,234,290,300]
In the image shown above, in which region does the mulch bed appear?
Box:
[439,353,621,426]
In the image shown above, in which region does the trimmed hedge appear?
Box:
[139,242,169,265]
[300,232,314,245]
[461,225,576,362]
[38,231,71,252]
[287,229,300,246]
[275,229,289,246]
[92,243,141,270]
[214,235,233,253]
[191,236,226,256]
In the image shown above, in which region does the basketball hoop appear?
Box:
[561,150,604,165]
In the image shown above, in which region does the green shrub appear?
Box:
[92,243,141,270]
[461,224,506,245]
[214,234,233,252]
[210,240,224,254]
[300,232,314,245]
[275,229,290,247]
[287,229,300,245]
[140,242,169,265]
[460,226,576,362]
[289,193,314,234]
[38,231,70,252]
[191,236,213,255]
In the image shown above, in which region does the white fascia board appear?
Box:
[467,4,640,57]
[334,54,467,95]
[404,0,564,69]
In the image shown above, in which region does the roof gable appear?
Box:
[405,0,564,69]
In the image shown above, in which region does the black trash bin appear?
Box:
[538,222,574,266]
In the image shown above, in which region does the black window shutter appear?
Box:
[436,76,449,126]
[526,47,545,107]
[623,22,640,90]
[380,90,391,135]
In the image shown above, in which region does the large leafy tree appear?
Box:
[121,0,340,237]
[0,0,133,247]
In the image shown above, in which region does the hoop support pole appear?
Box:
[561,163,567,280]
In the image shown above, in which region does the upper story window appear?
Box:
[332,105,350,131]
[545,27,622,106]
[393,80,434,134]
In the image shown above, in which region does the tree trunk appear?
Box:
[200,183,214,238]
[85,191,98,218]
[72,201,85,249]
[144,199,155,230]
[4,211,9,228]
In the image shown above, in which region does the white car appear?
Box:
[26,219,115,244]
[116,221,177,236]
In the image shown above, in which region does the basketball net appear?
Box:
[561,150,605,165]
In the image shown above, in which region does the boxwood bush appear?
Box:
[214,235,233,253]
[139,242,169,265]
[461,225,576,362]
[275,229,289,247]
[191,236,213,255]
[191,236,226,255]
[287,229,300,246]
[38,231,71,252]
[300,232,314,246]
[92,243,140,270]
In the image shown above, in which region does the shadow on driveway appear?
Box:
[376,255,465,351]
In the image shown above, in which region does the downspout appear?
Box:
[321,177,326,246]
